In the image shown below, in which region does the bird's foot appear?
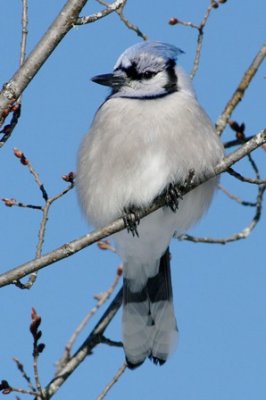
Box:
[123,207,141,237]
[164,169,195,212]
[164,183,182,212]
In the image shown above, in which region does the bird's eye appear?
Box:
[142,71,156,80]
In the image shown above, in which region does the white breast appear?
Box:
[77,88,223,229]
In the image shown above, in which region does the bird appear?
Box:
[76,41,224,369]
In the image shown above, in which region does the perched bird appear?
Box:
[77,41,224,369]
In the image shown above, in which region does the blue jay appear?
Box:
[77,41,224,369]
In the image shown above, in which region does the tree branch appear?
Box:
[94,0,147,39]
[20,0,29,68]
[0,0,89,122]
[75,0,127,25]
[218,184,256,207]
[56,265,122,371]
[41,287,123,399]
[227,167,266,185]
[0,129,265,288]
[169,0,222,79]
[216,42,266,135]
[96,362,127,400]
[178,183,266,244]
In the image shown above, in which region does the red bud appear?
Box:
[169,17,179,25]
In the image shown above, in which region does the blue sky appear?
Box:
[0,1,265,399]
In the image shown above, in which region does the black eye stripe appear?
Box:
[161,58,177,93]
[116,62,157,81]
[114,58,178,95]
[124,62,139,80]
[142,70,156,79]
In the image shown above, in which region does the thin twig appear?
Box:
[9,149,75,289]
[13,358,35,393]
[247,152,260,179]
[57,264,122,372]
[218,184,256,207]
[95,0,147,39]
[223,135,254,149]
[0,104,21,148]
[33,353,43,399]
[0,0,27,145]
[49,182,74,203]
[75,0,126,24]
[216,42,266,135]
[0,0,90,120]
[13,182,74,289]
[37,182,74,254]
[36,204,51,258]
[27,162,49,202]
[30,308,45,399]
[177,184,266,244]
[36,183,74,258]
[41,288,123,399]
[115,3,148,40]
[0,129,265,288]
[169,0,220,79]
[7,387,41,397]
[20,0,28,67]
[96,363,127,400]
[190,0,217,79]
[2,198,42,210]
[227,167,266,185]
[100,335,123,348]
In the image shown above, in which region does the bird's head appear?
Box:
[91,41,185,99]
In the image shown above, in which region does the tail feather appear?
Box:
[122,248,178,369]
[149,248,178,363]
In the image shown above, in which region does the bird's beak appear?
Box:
[91,73,125,88]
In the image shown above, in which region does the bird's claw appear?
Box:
[165,170,195,213]
[165,183,182,212]
[123,208,141,237]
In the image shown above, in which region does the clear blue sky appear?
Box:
[0,1,265,399]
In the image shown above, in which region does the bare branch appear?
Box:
[96,362,127,400]
[2,198,42,210]
[0,0,28,147]
[75,0,127,24]
[13,358,35,393]
[30,308,45,398]
[93,0,147,39]
[223,135,254,149]
[13,148,49,201]
[8,149,74,289]
[20,0,29,68]
[41,288,123,399]
[5,148,75,289]
[227,167,266,185]
[0,129,265,288]
[218,184,256,207]
[0,103,21,148]
[169,0,224,79]
[190,0,218,79]
[177,184,266,244]
[115,3,148,40]
[216,42,266,135]
[57,265,123,371]
[37,182,74,255]
[2,386,41,397]
[13,181,75,290]
[100,336,123,348]
[0,0,89,122]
